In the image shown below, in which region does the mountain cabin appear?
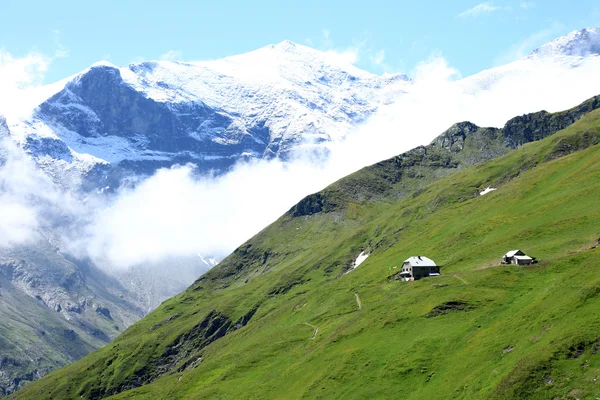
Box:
[502,250,537,265]
[399,256,440,281]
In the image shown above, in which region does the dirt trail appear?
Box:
[304,322,318,340]
[452,275,468,285]
[354,293,362,310]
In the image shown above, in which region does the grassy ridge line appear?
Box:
[288,94,600,217]
[11,108,600,399]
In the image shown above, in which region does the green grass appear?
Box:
[11,108,600,400]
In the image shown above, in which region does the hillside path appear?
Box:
[354,293,362,310]
[453,275,468,285]
[304,322,318,340]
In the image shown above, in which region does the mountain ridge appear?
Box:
[290,94,600,218]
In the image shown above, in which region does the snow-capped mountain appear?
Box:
[531,27,600,58]
[7,29,600,191]
[7,41,409,189]
[456,27,600,100]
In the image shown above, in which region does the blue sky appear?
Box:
[1,0,600,83]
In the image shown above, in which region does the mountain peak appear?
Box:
[272,40,300,51]
[430,121,480,150]
[90,60,118,69]
[530,27,600,58]
[265,40,324,58]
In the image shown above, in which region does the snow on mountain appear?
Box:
[458,28,600,97]
[122,40,408,142]
[5,41,409,189]
[119,40,409,149]
[530,27,600,58]
[0,115,8,138]
[4,28,600,191]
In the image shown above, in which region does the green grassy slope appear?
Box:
[12,105,600,399]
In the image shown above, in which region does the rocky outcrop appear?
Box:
[93,306,259,399]
[425,301,473,318]
[431,122,479,152]
[293,192,328,216]
[502,95,600,147]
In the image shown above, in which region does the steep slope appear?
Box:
[12,98,600,399]
[0,42,405,394]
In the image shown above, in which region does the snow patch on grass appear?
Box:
[346,251,370,274]
[480,187,497,196]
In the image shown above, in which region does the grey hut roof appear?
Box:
[504,250,522,257]
[404,256,437,267]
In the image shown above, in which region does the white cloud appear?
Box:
[311,29,391,71]
[0,137,74,248]
[0,50,51,117]
[325,47,360,65]
[75,160,331,267]
[52,29,70,59]
[520,2,535,9]
[321,29,332,47]
[0,36,71,118]
[159,50,182,61]
[458,2,508,18]
[0,48,58,245]
[370,49,385,65]
[0,201,39,247]
[317,29,363,66]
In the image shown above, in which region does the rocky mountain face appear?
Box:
[0,237,144,395]
[32,65,244,190]
[113,255,217,313]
